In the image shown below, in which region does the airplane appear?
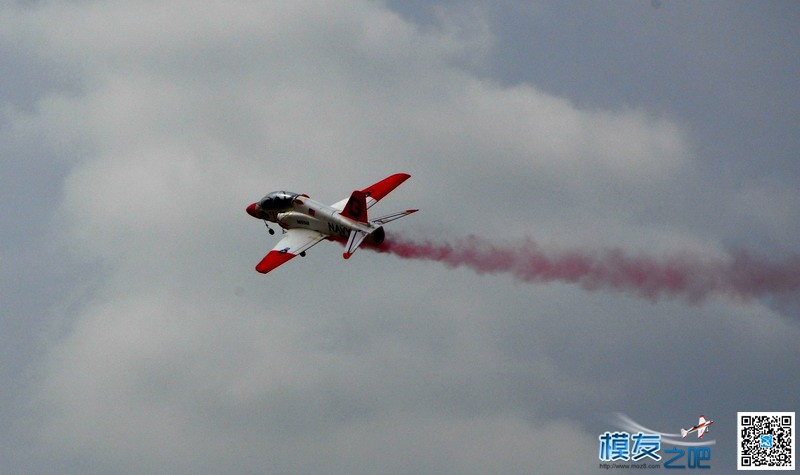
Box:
[246,173,417,274]
[681,415,713,439]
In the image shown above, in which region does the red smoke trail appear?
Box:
[373,233,800,303]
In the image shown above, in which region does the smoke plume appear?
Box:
[374,233,800,303]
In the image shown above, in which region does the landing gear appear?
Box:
[263,220,275,235]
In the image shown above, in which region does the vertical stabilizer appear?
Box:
[340,190,368,223]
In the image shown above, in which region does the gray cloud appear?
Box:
[2,1,798,474]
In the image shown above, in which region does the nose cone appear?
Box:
[246,202,260,218]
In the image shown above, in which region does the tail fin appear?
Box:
[681,428,688,438]
[340,190,368,223]
[343,230,368,259]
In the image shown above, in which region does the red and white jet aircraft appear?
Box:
[246,173,417,274]
[681,415,713,439]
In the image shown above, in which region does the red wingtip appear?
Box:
[255,250,295,274]
[343,252,352,259]
[360,173,410,202]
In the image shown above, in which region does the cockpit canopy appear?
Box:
[258,191,299,212]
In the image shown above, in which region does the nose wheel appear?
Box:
[263,220,275,235]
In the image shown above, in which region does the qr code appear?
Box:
[738,412,795,470]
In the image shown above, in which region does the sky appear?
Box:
[1,1,798,473]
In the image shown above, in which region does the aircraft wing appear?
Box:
[697,426,707,438]
[255,228,325,274]
[332,173,410,211]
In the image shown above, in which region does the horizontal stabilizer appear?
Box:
[371,209,418,225]
[343,229,368,259]
[680,428,688,438]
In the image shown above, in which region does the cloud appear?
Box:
[4,1,796,474]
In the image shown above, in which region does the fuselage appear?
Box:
[246,192,385,245]
[688,421,712,433]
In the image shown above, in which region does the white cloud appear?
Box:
[7,1,787,474]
